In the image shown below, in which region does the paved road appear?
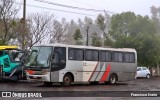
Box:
[0,77,160,100]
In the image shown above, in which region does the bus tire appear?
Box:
[109,74,117,85]
[44,82,53,86]
[62,74,72,86]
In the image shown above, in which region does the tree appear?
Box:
[0,0,19,44]
[150,6,160,75]
[91,32,102,47]
[96,14,106,35]
[73,29,83,45]
[109,11,159,67]
[20,13,54,49]
[65,20,78,45]
[50,18,68,44]
[96,14,111,46]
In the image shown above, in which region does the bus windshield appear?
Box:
[27,46,52,67]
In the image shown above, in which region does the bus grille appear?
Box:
[29,76,41,79]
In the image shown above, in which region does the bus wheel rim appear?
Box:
[64,77,70,83]
[111,77,115,83]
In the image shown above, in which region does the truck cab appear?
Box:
[0,46,27,81]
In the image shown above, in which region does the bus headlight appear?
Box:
[42,72,49,75]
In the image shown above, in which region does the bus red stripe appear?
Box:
[100,64,111,82]
[88,62,99,81]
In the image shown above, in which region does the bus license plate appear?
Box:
[33,76,37,78]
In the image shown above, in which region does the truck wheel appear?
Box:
[109,74,117,85]
[18,73,23,80]
[62,74,72,86]
[11,75,19,81]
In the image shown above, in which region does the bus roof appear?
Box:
[0,46,18,50]
[34,43,136,53]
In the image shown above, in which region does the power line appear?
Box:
[33,0,104,12]
[15,2,97,17]
[68,0,103,9]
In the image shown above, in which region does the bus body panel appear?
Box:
[82,61,97,82]
[50,71,60,82]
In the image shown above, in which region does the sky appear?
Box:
[16,0,160,21]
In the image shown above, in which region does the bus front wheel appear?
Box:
[62,74,72,86]
[109,74,117,85]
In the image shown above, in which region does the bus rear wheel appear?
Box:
[109,74,117,85]
[62,74,72,86]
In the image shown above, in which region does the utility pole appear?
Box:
[22,0,26,50]
[86,26,89,46]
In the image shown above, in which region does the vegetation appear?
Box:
[73,29,83,45]
[109,12,160,66]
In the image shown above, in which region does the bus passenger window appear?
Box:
[100,51,105,62]
[85,50,98,61]
[112,52,123,62]
[68,48,83,61]
[129,53,135,63]
[92,51,98,61]
[106,51,111,62]
[124,53,135,63]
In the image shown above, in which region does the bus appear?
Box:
[25,44,137,86]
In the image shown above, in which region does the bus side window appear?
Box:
[68,48,83,61]
[124,52,135,63]
[100,51,106,62]
[85,49,99,61]
[53,47,66,64]
[106,51,111,62]
[51,47,66,71]
[112,52,123,62]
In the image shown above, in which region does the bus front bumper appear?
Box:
[26,73,50,82]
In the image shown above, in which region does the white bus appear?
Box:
[25,44,137,86]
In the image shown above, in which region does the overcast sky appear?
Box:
[17,0,160,21]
